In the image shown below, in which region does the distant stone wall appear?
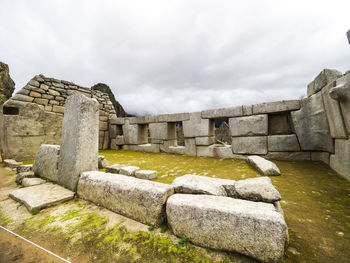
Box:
[110,69,350,182]
[0,75,117,160]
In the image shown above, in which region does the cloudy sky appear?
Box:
[1,1,349,115]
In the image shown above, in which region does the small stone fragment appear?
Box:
[119,166,140,176]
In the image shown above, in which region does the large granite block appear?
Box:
[252,100,300,114]
[201,106,242,119]
[183,112,214,137]
[229,114,268,136]
[307,69,342,97]
[268,135,300,152]
[58,94,99,191]
[232,136,267,155]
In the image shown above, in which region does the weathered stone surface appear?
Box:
[291,93,334,152]
[3,159,23,168]
[247,156,280,176]
[0,62,15,104]
[242,105,253,116]
[209,177,236,197]
[252,100,300,114]
[16,164,33,174]
[307,69,342,97]
[229,114,268,136]
[268,113,292,135]
[172,174,227,196]
[196,145,215,157]
[123,144,160,153]
[16,171,35,184]
[232,136,267,155]
[213,145,235,159]
[330,74,350,133]
[183,112,214,137]
[268,135,300,152]
[122,121,140,145]
[195,136,215,146]
[321,83,348,138]
[149,122,168,140]
[330,139,350,181]
[98,155,109,169]
[347,30,350,44]
[129,115,158,124]
[33,144,60,182]
[105,164,126,174]
[77,171,174,226]
[10,184,74,212]
[201,106,242,119]
[119,166,140,176]
[160,139,197,156]
[58,94,99,191]
[166,194,287,263]
[22,178,46,187]
[235,177,281,202]
[158,112,190,122]
[311,152,330,165]
[135,170,158,180]
[109,117,125,125]
[265,152,311,161]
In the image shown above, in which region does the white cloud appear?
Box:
[0,0,349,115]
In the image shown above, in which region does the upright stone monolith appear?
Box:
[58,94,99,191]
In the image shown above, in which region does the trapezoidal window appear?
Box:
[214,118,231,145]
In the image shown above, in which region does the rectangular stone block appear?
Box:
[158,112,190,122]
[109,117,125,125]
[109,124,117,138]
[268,135,300,152]
[307,69,342,97]
[129,115,158,124]
[196,146,215,157]
[242,105,253,116]
[122,121,139,145]
[252,100,300,114]
[149,122,168,140]
[201,106,242,119]
[265,152,311,161]
[330,139,350,181]
[123,144,160,153]
[33,144,60,182]
[213,145,235,159]
[232,136,267,155]
[195,136,215,146]
[167,194,287,263]
[58,94,99,191]
[99,121,108,131]
[183,112,214,137]
[160,139,197,156]
[77,171,174,226]
[229,114,268,136]
[331,74,350,133]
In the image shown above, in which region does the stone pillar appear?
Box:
[58,94,99,191]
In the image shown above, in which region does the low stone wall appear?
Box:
[0,75,117,160]
[109,69,350,181]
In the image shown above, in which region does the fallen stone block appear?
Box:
[16,164,33,174]
[9,184,74,212]
[247,155,280,176]
[105,164,126,174]
[4,159,23,169]
[166,194,288,263]
[22,178,46,187]
[235,177,281,203]
[172,174,227,196]
[16,171,35,184]
[119,166,140,176]
[33,144,60,182]
[77,171,174,226]
[98,155,109,169]
[135,170,158,180]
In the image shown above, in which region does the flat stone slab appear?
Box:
[167,194,288,263]
[4,159,23,169]
[77,171,174,226]
[135,170,158,180]
[105,164,126,173]
[247,155,280,176]
[22,178,46,187]
[9,184,75,212]
[119,166,140,176]
[172,174,227,196]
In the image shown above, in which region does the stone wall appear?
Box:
[0,75,117,160]
[110,69,350,181]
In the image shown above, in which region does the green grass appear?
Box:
[100,149,350,263]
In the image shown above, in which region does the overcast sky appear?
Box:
[1,1,349,115]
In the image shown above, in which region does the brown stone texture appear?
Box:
[0,62,15,104]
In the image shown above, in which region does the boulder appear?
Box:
[172,174,227,196]
[135,170,158,180]
[247,155,280,176]
[105,164,126,174]
[58,94,99,191]
[232,136,267,155]
[10,184,74,212]
[33,144,60,182]
[3,159,23,169]
[166,194,288,263]
[234,177,281,203]
[229,114,268,136]
[77,171,174,226]
[291,93,334,152]
[16,164,33,174]
[119,166,140,176]
[16,171,35,184]
[22,178,46,187]
[98,155,109,169]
